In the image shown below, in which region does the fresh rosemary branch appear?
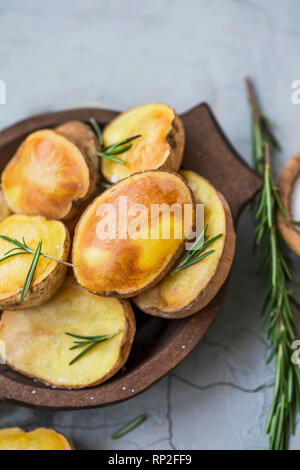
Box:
[89,118,141,165]
[0,235,74,267]
[171,224,222,275]
[20,240,42,302]
[111,414,148,439]
[246,77,300,450]
[65,330,122,365]
[0,235,74,302]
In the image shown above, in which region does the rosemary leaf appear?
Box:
[66,331,122,365]
[111,414,148,440]
[171,226,222,275]
[20,240,42,302]
[89,118,103,147]
[97,151,127,165]
[89,116,141,167]
[97,181,112,189]
[292,220,300,227]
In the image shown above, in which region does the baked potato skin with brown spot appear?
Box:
[0,428,73,450]
[134,171,236,318]
[0,277,136,389]
[102,103,185,183]
[72,170,195,298]
[0,215,70,310]
[2,121,99,221]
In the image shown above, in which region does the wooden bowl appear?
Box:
[278,152,300,256]
[0,104,262,410]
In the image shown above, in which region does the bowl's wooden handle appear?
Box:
[181,104,262,221]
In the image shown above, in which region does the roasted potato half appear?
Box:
[102,103,185,182]
[134,171,236,318]
[73,170,195,298]
[2,121,99,220]
[0,428,73,450]
[0,190,11,221]
[0,214,70,310]
[0,276,135,389]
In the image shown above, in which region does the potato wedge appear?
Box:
[134,171,236,318]
[73,170,195,298]
[277,151,300,256]
[0,428,73,450]
[102,103,185,183]
[0,214,70,310]
[0,190,11,221]
[0,276,135,389]
[2,121,99,220]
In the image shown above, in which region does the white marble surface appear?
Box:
[1,0,300,450]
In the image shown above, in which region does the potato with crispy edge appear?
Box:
[0,190,11,221]
[102,103,185,183]
[0,276,136,389]
[0,428,73,450]
[134,171,236,318]
[2,121,99,220]
[73,170,195,298]
[0,214,70,310]
[277,151,300,256]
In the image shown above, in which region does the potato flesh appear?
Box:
[0,428,71,450]
[135,171,226,312]
[73,171,194,296]
[0,215,67,300]
[0,277,128,388]
[2,130,90,220]
[102,104,175,182]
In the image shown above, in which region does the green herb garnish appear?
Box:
[97,181,112,189]
[65,331,122,365]
[171,224,222,275]
[292,220,300,228]
[246,77,300,450]
[89,118,141,166]
[111,414,148,439]
[20,240,42,302]
[0,235,74,302]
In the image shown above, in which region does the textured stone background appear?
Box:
[0,0,300,450]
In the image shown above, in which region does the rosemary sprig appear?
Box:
[20,240,42,302]
[171,224,222,275]
[246,77,300,450]
[111,414,148,439]
[65,330,122,365]
[0,235,74,302]
[0,235,74,267]
[89,118,141,166]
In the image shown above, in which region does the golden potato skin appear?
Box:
[0,215,70,310]
[0,277,136,389]
[73,170,195,298]
[277,151,300,256]
[0,428,73,450]
[134,171,236,318]
[0,190,11,221]
[2,121,99,221]
[102,103,185,183]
